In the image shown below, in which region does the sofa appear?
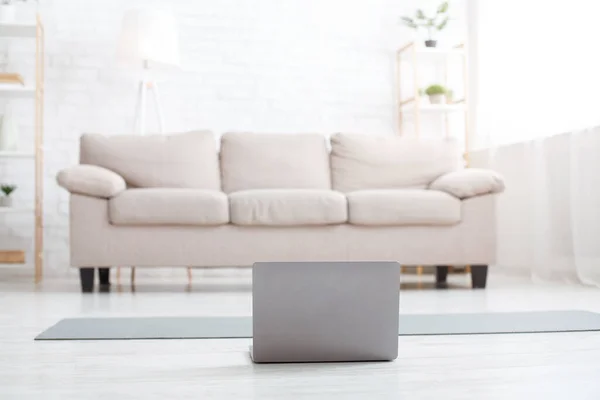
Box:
[57,131,505,292]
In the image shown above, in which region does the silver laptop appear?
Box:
[251,261,400,363]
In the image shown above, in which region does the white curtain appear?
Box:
[469,0,600,285]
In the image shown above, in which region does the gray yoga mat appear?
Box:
[35,310,600,340]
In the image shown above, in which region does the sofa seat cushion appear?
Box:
[347,189,461,226]
[109,189,229,226]
[229,189,347,226]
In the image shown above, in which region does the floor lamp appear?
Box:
[117,8,180,135]
[115,8,192,285]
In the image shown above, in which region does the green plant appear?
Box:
[425,84,446,96]
[1,184,16,196]
[400,1,449,41]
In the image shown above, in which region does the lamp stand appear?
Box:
[132,61,164,135]
[121,61,193,286]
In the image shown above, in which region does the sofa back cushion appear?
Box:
[80,131,220,189]
[220,132,331,193]
[330,133,460,192]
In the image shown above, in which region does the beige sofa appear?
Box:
[57,131,505,292]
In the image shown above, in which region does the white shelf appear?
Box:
[415,47,464,56]
[0,85,35,98]
[0,23,36,38]
[418,103,465,112]
[0,151,34,158]
[0,207,34,214]
[401,99,465,113]
[398,45,464,60]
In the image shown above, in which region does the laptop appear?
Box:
[251,261,400,363]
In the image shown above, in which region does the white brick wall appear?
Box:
[0,0,465,278]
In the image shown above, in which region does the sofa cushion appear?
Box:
[330,133,460,192]
[109,189,229,226]
[429,168,505,199]
[229,189,347,226]
[220,132,331,193]
[57,165,126,198]
[347,189,461,226]
[80,131,220,189]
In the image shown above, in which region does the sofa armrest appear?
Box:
[429,168,505,199]
[57,165,126,199]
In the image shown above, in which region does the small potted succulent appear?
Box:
[0,184,16,207]
[400,1,449,48]
[424,84,447,104]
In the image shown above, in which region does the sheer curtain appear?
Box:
[468,0,600,285]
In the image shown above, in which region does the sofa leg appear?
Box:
[98,268,110,286]
[80,268,95,293]
[471,265,488,289]
[435,266,449,288]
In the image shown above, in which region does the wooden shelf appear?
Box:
[0,15,45,282]
[0,250,25,264]
[0,23,36,38]
[0,151,35,158]
[396,40,469,142]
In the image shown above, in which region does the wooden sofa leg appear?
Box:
[98,268,110,286]
[435,266,449,288]
[80,268,94,293]
[471,265,488,289]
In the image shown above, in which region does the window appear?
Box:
[470,0,600,147]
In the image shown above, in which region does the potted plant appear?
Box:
[445,88,454,104]
[400,1,449,48]
[0,184,16,207]
[424,84,446,104]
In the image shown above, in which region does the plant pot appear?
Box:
[428,94,445,104]
[0,196,12,207]
[0,4,16,24]
[425,40,437,48]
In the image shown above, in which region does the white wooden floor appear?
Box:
[1,269,600,399]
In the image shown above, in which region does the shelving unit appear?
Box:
[395,41,470,278]
[395,41,469,163]
[0,16,45,283]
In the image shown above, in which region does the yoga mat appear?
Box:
[35,310,600,340]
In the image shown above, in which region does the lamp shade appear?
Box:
[117,8,180,68]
